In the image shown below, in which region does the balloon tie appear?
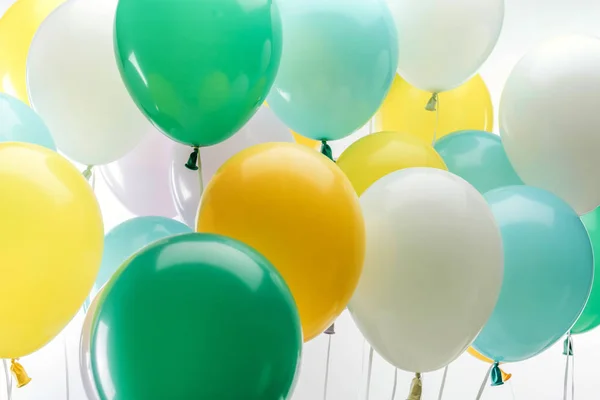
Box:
[490,362,504,386]
[425,92,438,112]
[320,140,334,161]
[406,372,422,400]
[324,323,335,335]
[563,333,575,400]
[563,332,573,356]
[10,359,31,388]
[82,165,94,181]
[185,147,200,170]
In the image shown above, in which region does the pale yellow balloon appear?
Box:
[0,0,66,103]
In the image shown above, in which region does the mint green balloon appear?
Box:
[0,93,55,150]
[435,130,523,194]
[114,0,282,147]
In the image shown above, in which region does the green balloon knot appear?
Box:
[82,165,94,181]
[425,92,438,112]
[185,147,200,171]
[563,334,573,356]
[490,362,504,387]
[320,140,334,161]
[324,323,335,335]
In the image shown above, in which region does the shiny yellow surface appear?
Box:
[336,131,447,196]
[197,143,365,341]
[292,131,320,150]
[0,0,65,103]
[0,143,103,358]
[467,348,512,381]
[375,74,493,143]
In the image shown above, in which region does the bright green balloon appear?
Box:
[114,0,282,147]
[90,233,302,400]
[572,208,600,334]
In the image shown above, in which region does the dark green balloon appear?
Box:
[114,0,282,147]
[90,233,302,400]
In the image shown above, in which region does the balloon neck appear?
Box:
[490,362,504,386]
[185,147,200,171]
[407,372,422,399]
[324,323,335,335]
[425,93,438,112]
[500,368,512,382]
[563,333,574,356]
[10,359,31,388]
[82,165,94,181]
[320,140,334,161]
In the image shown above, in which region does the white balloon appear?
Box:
[349,168,503,373]
[387,0,504,92]
[80,292,103,400]
[170,106,294,227]
[500,34,600,215]
[27,0,149,166]
[99,131,177,218]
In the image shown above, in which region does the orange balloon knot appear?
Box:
[10,359,32,388]
[425,92,438,112]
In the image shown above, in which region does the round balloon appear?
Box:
[27,0,149,166]
[0,0,65,103]
[170,106,294,227]
[90,233,302,400]
[80,290,103,400]
[474,186,593,362]
[336,131,447,196]
[375,74,494,143]
[0,142,103,358]
[0,93,55,149]
[266,0,398,141]
[114,0,282,148]
[434,130,523,194]
[197,143,365,341]
[500,35,600,215]
[349,168,503,372]
[386,0,504,92]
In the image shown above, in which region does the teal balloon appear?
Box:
[434,130,523,194]
[91,233,302,400]
[266,0,398,141]
[0,93,55,150]
[92,216,191,297]
[474,186,593,362]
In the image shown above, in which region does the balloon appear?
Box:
[474,186,593,362]
[80,290,103,400]
[91,216,191,300]
[386,0,504,93]
[375,74,494,143]
[27,0,149,166]
[434,130,523,194]
[292,131,319,150]
[100,131,177,218]
[0,93,55,149]
[266,0,398,142]
[466,348,512,381]
[170,106,294,227]
[197,143,365,341]
[91,233,302,400]
[349,168,503,372]
[337,131,447,196]
[500,35,600,215]
[0,142,103,358]
[0,0,65,103]
[571,207,600,334]
[113,0,282,148]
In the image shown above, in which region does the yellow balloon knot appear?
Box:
[501,369,512,382]
[407,372,422,400]
[425,92,438,112]
[10,359,32,388]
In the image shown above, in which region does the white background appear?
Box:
[1,0,600,399]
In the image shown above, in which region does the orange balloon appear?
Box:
[467,348,512,381]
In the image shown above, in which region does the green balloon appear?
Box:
[90,233,302,400]
[572,208,600,334]
[114,0,282,147]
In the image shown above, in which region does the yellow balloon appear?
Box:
[336,131,448,196]
[375,74,494,143]
[197,143,365,341]
[467,348,512,382]
[0,0,66,103]
[0,143,103,358]
[292,131,320,150]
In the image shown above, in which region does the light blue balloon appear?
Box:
[266,0,398,141]
[0,93,56,150]
[474,186,593,362]
[434,130,523,194]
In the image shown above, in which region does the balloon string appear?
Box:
[323,334,333,400]
[390,369,398,400]
[437,365,448,400]
[197,151,205,201]
[432,96,440,145]
[368,117,375,135]
[563,333,574,400]
[509,380,516,400]
[475,364,494,400]
[365,346,374,400]
[64,337,70,400]
[3,360,11,400]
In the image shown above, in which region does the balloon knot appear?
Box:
[407,372,422,399]
[82,165,94,181]
[185,147,200,171]
[324,323,336,335]
[491,362,504,386]
[10,359,31,388]
[425,93,438,112]
[563,334,574,356]
[320,140,334,161]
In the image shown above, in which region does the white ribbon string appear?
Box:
[3,360,11,400]
[64,337,70,400]
[365,346,374,400]
[432,96,440,145]
[323,335,333,400]
[390,369,398,400]
[563,334,575,400]
[437,365,449,400]
[475,364,494,400]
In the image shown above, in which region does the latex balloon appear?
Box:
[466,348,512,381]
[435,130,523,194]
[375,74,494,143]
[90,234,302,400]
[100,131,177,218]
[292,131,320,150]
[91,216,191,300]
[266,0,398,142]
[571,208,600,335]
[197,143,365,341]
[474,186,593,362]
[336,131,447,196]
[0,0,65,103]
[80,290,103,400]
[170,106,294,227]
[349,168,503,372]
[0,93,55,149]
[27,0,149,166]
[0,142,103,358]
[500,35,600,215]
[114,0,282,148]
[386,0,504,93]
